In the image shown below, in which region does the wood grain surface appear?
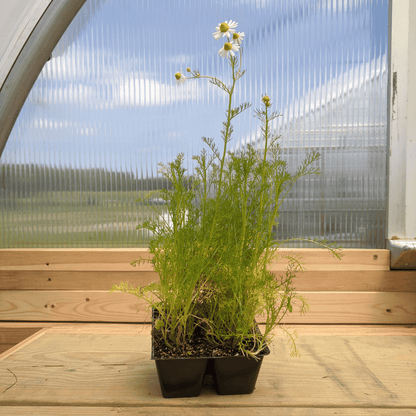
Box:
[1,407,416,415]
[1,249,414,292]
[0,328,415,411]
[0,248,390,268]
[1,290,415,324]
[1,248,415,354]
[0,327,43,354]
[2,323,416,335]
[2,268,415,291]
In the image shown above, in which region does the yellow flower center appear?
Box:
[224,42,232,51]
[220,22,230,33]
[232,33,239,40]
[175,72,182,80]
[263,95,270,102]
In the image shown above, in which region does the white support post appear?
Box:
[387,0,416,268]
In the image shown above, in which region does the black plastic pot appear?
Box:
[151,309,270,398]
[210,348,270,395]
[152,354,208,398]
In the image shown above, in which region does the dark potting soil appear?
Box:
[151,324,266,360]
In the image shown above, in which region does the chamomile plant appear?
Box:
[112,20,341,359]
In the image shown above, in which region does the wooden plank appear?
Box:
[0,248,154,268]
[1,290,415,324]
[0,332,415,407]
[0,328,47,361]
[1,269,414,291]
[1,407,415,415]
[0,323,415,337]
[0,248,406,292]
[286,291,416,324]
[44,323,416,336]
[0,327,44,354]
[0,322,90,329]
[0,345,15,354]
[0,327,43,345]
[0,270,158,290]
[0,248,389,269]
[0,290,151,322]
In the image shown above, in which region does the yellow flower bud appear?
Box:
[186,67,191,72]
[220,22,230,33]
[262,95,271,106]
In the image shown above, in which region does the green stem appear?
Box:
[253,105,270,263]
[207,58,237,244]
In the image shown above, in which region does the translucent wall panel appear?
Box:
[0,0,388,248]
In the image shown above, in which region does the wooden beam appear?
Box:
[0,327,43,354]
[1,290,415,324]
[1,269,414,291]
[1,323,415,336]
[2,248,412,292]
[1,407,415,415]
[0,248,389,268]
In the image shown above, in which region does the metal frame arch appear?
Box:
[0,0,87,157]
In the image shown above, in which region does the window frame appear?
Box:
[386,0,416,267]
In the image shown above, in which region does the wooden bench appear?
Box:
[1,248,416,413]
[1,248,416,352]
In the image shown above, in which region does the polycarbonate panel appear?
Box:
[0,0,388,248]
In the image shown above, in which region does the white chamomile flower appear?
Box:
[232,31,245,45]
[212,20,238,39]
[218,41,240,58]
[174,70,186,85]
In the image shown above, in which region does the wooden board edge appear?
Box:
[0,248,391,267]
[42,323,416,336]
[0,407,415,416]
[0,328,47,361]
[1,322,416,336]
[2,269,415,291]
[1,291,416,324]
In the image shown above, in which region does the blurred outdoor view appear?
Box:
[0,0,388,248]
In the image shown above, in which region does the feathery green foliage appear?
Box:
[111,21,341,358]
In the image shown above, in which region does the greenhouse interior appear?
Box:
[0,0,415,413]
